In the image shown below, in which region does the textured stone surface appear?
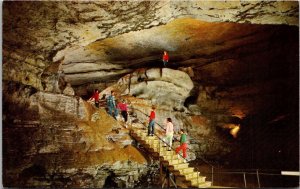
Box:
[31,92,87,120]
[2,1,299,89]
[63,83,75,96]
[99,70,232,159]
[2,1,299,187]
[125,68,194,109]
[3,86,150,187]
[98,68,194,132]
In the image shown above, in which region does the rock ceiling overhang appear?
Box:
[60,17,298,85]
[3,1,298,59]
[53,1,299,61]
[2,1,299,87]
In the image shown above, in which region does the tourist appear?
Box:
[162,51,169,67]
[148,106,156,136]
[176,129,188,162]
[89,89,100,108]
[107,90,118,119]
[117,99,128,123]
[164,118,174,151]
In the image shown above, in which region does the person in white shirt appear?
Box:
[164,118,174,151]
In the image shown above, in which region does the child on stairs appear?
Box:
[176,129,188,162]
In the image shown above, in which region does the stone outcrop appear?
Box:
[99,68,233,160]
[2,1,299,187]
[63,83,75,96]
[125,68,193,109]
[100,68,194,131]
[3,87,150,187]
[31,92,87,120]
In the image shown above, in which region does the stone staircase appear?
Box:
[130,128,212,188]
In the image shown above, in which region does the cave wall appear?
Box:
[2,85,150,187]
[2,1,299,187]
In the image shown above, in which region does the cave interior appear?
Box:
[2,1,299,188]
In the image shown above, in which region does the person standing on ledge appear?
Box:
[89,89,100,108]
[162,51,169,67]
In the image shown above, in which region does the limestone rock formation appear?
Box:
[2,1,299,188]
[3,1,298,90]
[99,68,233,160]
[32,92,87,120]
[125,68,193,109]
[63,83,75,96]
[3,87,149,187]
[99,68,193,129]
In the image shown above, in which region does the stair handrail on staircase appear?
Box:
[131,107,214,165]
[131,110,180,153]
[130,112,202,188]
[92,98,297,188]
[129,106,215,186]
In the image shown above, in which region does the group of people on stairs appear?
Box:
[89,90,129,126]
[89,51,188,160]
[147,106,188,160]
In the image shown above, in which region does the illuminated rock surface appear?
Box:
[3,1,299,188]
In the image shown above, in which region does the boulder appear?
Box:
[122,68,194,109]
[63,83,75,96]
[30,92,87,120]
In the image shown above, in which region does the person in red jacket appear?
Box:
[117,99,128,123]
[89,89,99,108]
[162,51,169,67]
[148,106,156,136]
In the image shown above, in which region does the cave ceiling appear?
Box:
[2,1,299,89]
[60,18,298,86]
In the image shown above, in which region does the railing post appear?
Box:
[243,172,247,188]
[160,161,163,186]
[256,169,261,188]
[159,139,160,154]
[197,167,199,186]
[211,166,214,186]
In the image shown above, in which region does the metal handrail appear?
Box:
[129,107,299,185]
[197,169,299,188]
[131,107,215,165]
[131,110,202,187]
[92,97,298,188]
[129,106,215,186]
[133,115,179,153]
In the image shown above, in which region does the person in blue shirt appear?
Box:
[107,90,118,119]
